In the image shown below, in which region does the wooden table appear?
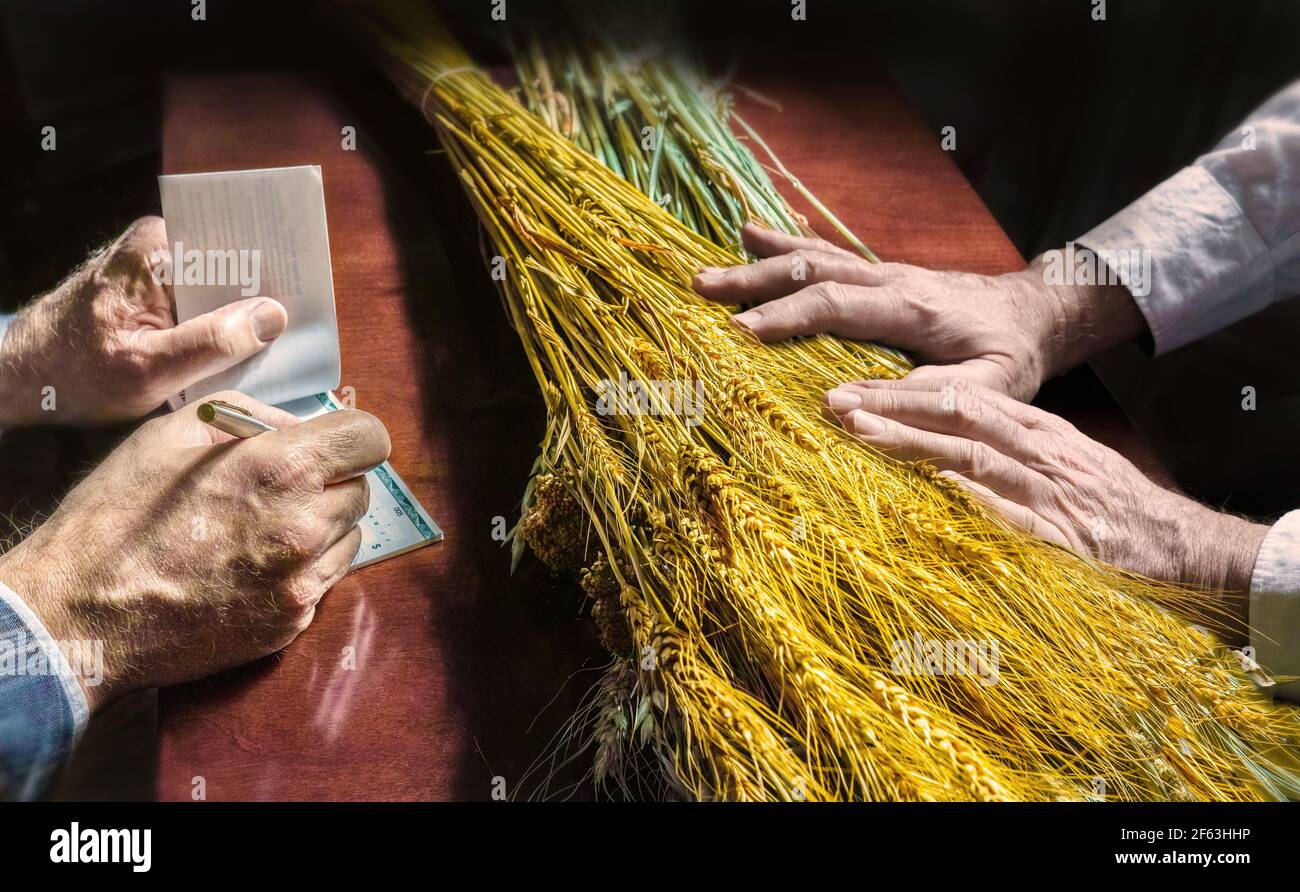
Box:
[152,66,1164,801]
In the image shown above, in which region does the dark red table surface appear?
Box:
[153,65,1167,801]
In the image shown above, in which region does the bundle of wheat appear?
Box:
[345,0,1300,801]
[511,19,877,259]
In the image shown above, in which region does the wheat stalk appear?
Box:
[342,0,1300,801]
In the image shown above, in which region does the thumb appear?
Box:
[141,297,287,393]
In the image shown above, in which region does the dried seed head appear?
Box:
[519,472,591,571]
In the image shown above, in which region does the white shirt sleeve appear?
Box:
[1078,80,1300,353]
[1250,511,1300,701]
[1078,82,1300,699]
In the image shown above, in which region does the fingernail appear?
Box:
[845,410,885,436]
[730,313,760,339]
[250,299,287,341]
[825,388,860,412]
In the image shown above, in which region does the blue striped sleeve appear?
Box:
[0,580,89,800]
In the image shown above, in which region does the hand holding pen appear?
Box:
[0,390,389,712]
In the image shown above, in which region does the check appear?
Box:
[278,392,443,568]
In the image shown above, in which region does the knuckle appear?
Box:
[965,381,996,401]
[942,377,991,407]
[1029,409,1074,436]
[809,281,846,320]
[1024,476,1057,508]
[964,440,1000,478]
[337,411,391,464]
[366,413,393,462]
[943,376,974,395]
[791,249,820,278]
[263,515,317,563]
[128,215,167,243]
[314,424,362,470]
[873,391,904,417]
[951,395,986,433]
[105,218,168,278]
[277,576,321,613]
[348,478,372,522]
[271,604,316,650]
[252,448,319,494]
[877,262,909,282]
[111,344,156,390]
[734,261,762,287]
[207,314,251,359]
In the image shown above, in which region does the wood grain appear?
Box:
[158,72,604,801]
[156,66,1165,801]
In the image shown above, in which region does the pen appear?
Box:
[197,399,276,439]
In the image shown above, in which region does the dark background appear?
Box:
[5,0,1298,301]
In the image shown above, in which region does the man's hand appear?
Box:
[0,216,287,426]
[823,378,1268,636]
[693,224,1147,401]
[0,391,390,711]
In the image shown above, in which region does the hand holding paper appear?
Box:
[160,165,441,567]
[0,216,287,425]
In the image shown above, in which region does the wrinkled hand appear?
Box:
[822,378,1268,634]
[693,224,1143,402]
[0,392,390,711]
[0,216,287,426]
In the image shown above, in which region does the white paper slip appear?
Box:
[278,392,444,568]
[159,165,341,408]
[160,167,441,568]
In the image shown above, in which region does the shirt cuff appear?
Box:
[1249,510,1300,702]
[0,580,90,733]
[0,577,90,798]
[1078,165,1275,354]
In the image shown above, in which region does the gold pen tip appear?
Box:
[197,403,217,423]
